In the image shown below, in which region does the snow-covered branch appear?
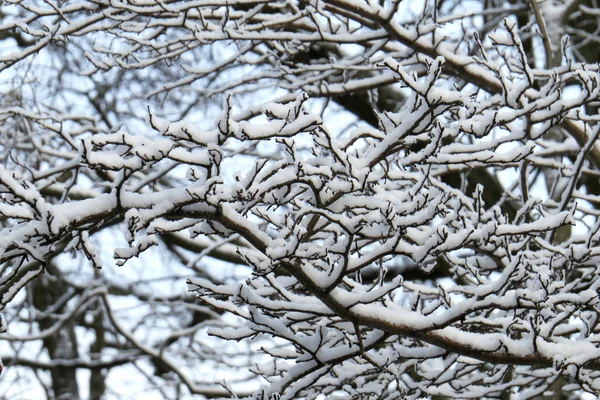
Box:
[2,0,600,398]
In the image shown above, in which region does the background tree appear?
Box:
[0,0,599,399]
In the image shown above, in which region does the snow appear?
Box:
[3,1,600,398]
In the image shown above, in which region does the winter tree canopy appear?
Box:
[1,0,600,399]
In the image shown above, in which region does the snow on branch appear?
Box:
[2,0,600,398]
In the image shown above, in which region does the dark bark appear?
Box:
[89,300,106,400]
[31,266,81,400]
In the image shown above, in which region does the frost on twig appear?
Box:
[1,0,600,398]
